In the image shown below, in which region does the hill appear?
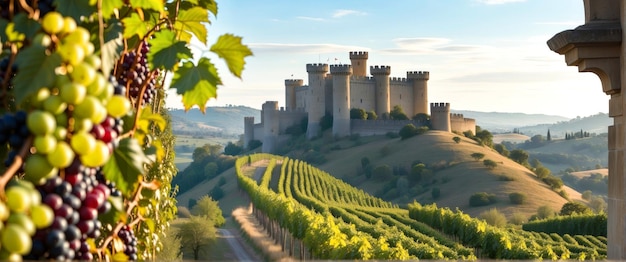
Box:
[517,113,610,138]
[169,105,260,137]
[453,110,569,132]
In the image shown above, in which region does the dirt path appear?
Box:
[218,228,260,261]
[232,206,293,262]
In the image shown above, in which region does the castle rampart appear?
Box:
[370,65,391,75]
[410,71,429,116]
[407,71,430,80]
[243,116,255,149]
[262,101,279,152]
[371,65,391,118]
[285,79,304,111]
[306,64,329,139]
[430,102,451,132]
[331,65,352,137]
[349,51,368,77]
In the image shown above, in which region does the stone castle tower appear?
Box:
[243,51,476,152]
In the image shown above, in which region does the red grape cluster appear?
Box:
[117,41,158,105]
[117,225,138,261]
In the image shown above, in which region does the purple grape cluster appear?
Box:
[0,110,30,166]
[0,0,54,20]
[28,163,111,260]
[116,41,158,105]
[117,225,138,261]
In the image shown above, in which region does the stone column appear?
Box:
[548,0,623,258]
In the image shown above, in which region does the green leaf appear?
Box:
[5,23,24,43]
[53,0,96,22]
[147,30,192,71]
[102,138,152,197]
[99,18,123,79]
[98,196,126,226]
[173,7,209,44]
[101,0,124,18]
[171,58,221,113]
[122,13,153,40]
[138,106,166,132]
[185,0,218,16]
[210,34,253,78]
[13,46,62,104]
[0,19,8,43]
[13,14,40,40]
[130,0,164,12]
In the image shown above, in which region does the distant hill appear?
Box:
[453,110,570,132]
[516,113,610,138]
[168,106,260,137]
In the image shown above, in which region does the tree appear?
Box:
[204,162,219,180]
[474,128,494,147]
[367,110,378,120]
[479,208,507,227]
[453,136,461,144]
[560,202,592,216]
[389,105,409,120]
[399,124,418,139]
[547,129,552,141]
[536,205,556,219]
[494,144,509,157]
[157,227,183,261]
[413,113,430,127]
[191,196,226,227]
[509,149,529,165]
[469,192,497,206]
[509,192,526,205]
[373,165,393,181]
[483,159,498,169]
[248,139,262,150]
[178,216,217,260]
[350,108,368,120]
[223,142,243,156]
[534,166,551,179]
[471,152,485,161]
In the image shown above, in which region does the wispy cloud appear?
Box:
[296,16,326,22]
[474,0,526,4]
[332,9,367,18]
[381,37,490,55]
[534,21,581,26]
[249,43,369,54]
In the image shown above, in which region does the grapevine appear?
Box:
[0,0,251,260]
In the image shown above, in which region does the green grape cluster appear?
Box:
[24,12,131,185]
[0,181,53,259]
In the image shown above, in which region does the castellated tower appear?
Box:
[284,79,303,111]
[330,64,352,137]
[430,103,451,132]
[261,101,279,153]
[408,71,429,116]
[349,51,368,77]
[243,116,255,149]
[305,63,329,139]
[370,66,391,117]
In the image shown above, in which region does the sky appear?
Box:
[165,0,608,119]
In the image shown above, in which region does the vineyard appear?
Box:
[236,153,607,260]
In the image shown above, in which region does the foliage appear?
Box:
[452,136,461,144]
[399,124,418,140]
[389,105,409,120]
[494,144,509,157]
[509,149,530,166]
[247,139,263,150]
[210,184,225,200]
[523,213,607,237]
[483,159,498,169]
[560,202,592,216]
[471,152,485,161]
[536,205,557,220]
[509,192,526,205]
[413,113,430,123]
[542,176,564,190]
[224,141,243,156]
[191,195,225,227]
[367,110,378,120]
[320,113,333,131]
[350,108,368,120]
[469,192,497,207]
[178,216,217,260]
[172,146,236,194]
[479,208,507,227]
[508,212,527,225]
[157,227,183,261]
[474,127,494,147]
[372,165,393,181]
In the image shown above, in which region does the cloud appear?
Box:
[249,43,369,54]
[442,70,567,83]
[474,0,526,4]
[296,16,326,22]
[380,37,490,55]
[534,21,581,26]
[332,9,367,18]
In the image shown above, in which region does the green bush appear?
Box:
[469,192,497,207]
[479,208,507,227]
[399,124,418,140]
[509,192,526,205]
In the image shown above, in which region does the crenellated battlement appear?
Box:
[450,113,465,119]
[370,65,391,75]
[390,77,408,83]
[244,116,255,124]
[349,51,369,59]
[262,101,279,111]
[285,79,304,87]
[407,71,430,80]
[330,64,353,75]
[306,63,329,73]
[430,102,450,112]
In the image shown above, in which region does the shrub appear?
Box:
[483,159,498,169]
[247,139,262,150]
[479,208,507,227]
[509,192,526,205]
[379,145,391,156]
[210,185,225,200]
[509,212,527,225]
[469,192,497,207]
[390,105,409,120]
[453,136,461,144]
[399,124,418,140]
[373,165,393,180]
[560,202,592,216]
[217,177,227,186]
[542,176,563,190]
[188,198,197,209]
[471,152,485,161]
[367,111,378,120]
[537,205,556,219]
[350,108,368,120]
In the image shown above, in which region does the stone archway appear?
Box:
[547,0,624,258]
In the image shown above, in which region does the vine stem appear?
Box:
[0,136,32,199]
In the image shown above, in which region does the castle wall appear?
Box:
[408,71,429,116]
[349,78,376,112]
[331,65,352,137]
[306,64,329,138]
[262,101,279,153]
[243,117,255,149]
[294,85,308,111]
[324,78,333,115]
[276,109,307,135]
[450,114,476,135]
[350,119,425,136]
[430,102,451,132]
[390,79,415,117]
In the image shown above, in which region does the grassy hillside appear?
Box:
[521,134,607,173]
[313,131,579,218]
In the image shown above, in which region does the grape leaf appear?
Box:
[173,7,209,44]
[13,14,40,40]
[98,196,126,227]
[53,0,96,22]
[13,46,62,104]
[0,19,7,43]
[102,138,152,197]
[171,58,221,113]
[122,13,154,40]
[130,0,164,12]
[147,30,192,71]
[99,18,123,79]
[185,0,218,16]
[101,0,124,18]
[210,34,253,78]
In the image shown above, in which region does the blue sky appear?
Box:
[166,0,608,118]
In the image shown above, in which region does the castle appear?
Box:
[243,51,476,153]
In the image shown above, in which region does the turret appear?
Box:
[284,79,303,111]
[262,101,279,153]
[349,51,368,77]
[306,63,329,138]
[430,102,451,132]
[371,65,391,117]
[330,64,352,137]
[408,71,429,116]
[243,117,255,149]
